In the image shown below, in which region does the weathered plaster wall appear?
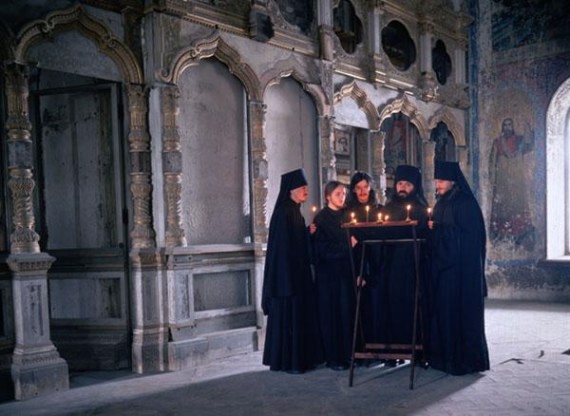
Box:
[474,0,570,301]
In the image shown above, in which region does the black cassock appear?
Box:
[313,207,354,368]
[378,198,429,347]
[345,201,383,343]
[429,187,490,375]
[262,198,323,372]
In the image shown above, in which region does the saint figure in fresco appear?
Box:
[489,118,535,250]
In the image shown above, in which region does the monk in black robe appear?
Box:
[313,181,356,370]
[428,161,490,375]
[345,172,383,345]
[379,165,429,356]
[262,168,323,373]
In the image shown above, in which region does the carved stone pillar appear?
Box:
[316,0,334,61]
[418,20,438,102]
[319,114,336,184]
[368,1,387,82]
[5,63,69,400]
[127,85,156,249]
[371,130,386,204]
[423,140,436,207]
[130,250,168,373]
[160,85,186,247]
[249,100,268,340]
[4,64,39,255]
[319,60,336,186]
[249,100,269,245]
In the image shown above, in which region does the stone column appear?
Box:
[249,100,268,343]
[249,100,269,245]
[128,85,168,374]
[418,20,438,102]
[161,85,186,247]
[127,84,156,249]
[423,140,436,207]
[368,1,387,82]
[130,251,168,374]
[4,63,68,400]
[319,58,336,187]
[371,130,386,204]
[319,113,336,184]
[317,0,334,61]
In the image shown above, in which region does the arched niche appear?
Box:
[158,33,261,101]
[333,81,382,184]
[378,95,429,197]
[334,81,381,130]
[428,107,465,147]
[260,55,330,117]
[14,4,142,84]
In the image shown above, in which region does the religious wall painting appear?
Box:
[333,127,352,183]
[488,89,536,252]
[491,0,570,51]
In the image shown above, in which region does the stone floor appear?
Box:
[1,299,569,416]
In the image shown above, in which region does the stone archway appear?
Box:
[546,78,570,259]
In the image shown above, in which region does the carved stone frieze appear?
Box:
[127,84,156,249]
[14,4,143,83]
[7,253,55,273]
[160,86,186,247]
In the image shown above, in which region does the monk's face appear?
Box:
[354,179,371,204]
[290,185,309,203]
[435,179,454,196]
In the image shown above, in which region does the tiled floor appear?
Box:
[1,299,569,416]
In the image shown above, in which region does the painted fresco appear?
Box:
[492,0,570,51]
[488,89,535,251]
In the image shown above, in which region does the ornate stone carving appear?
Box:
[14,4,143,83]
[334,80,381,130]
[418,70,439,102]
[158,32,262,100]
[127,85,156,249]
[428,106,466,146]
[261,55,329,116]
[161,86,187,247]
[4,63,40,254]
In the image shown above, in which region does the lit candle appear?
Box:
[365,205,370,222]
[311,205,317,222]
[406,204,411,221]
[384,215,389,222]
[427,207,432,221]
[377,212,383,223]
[351,212,356,224]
